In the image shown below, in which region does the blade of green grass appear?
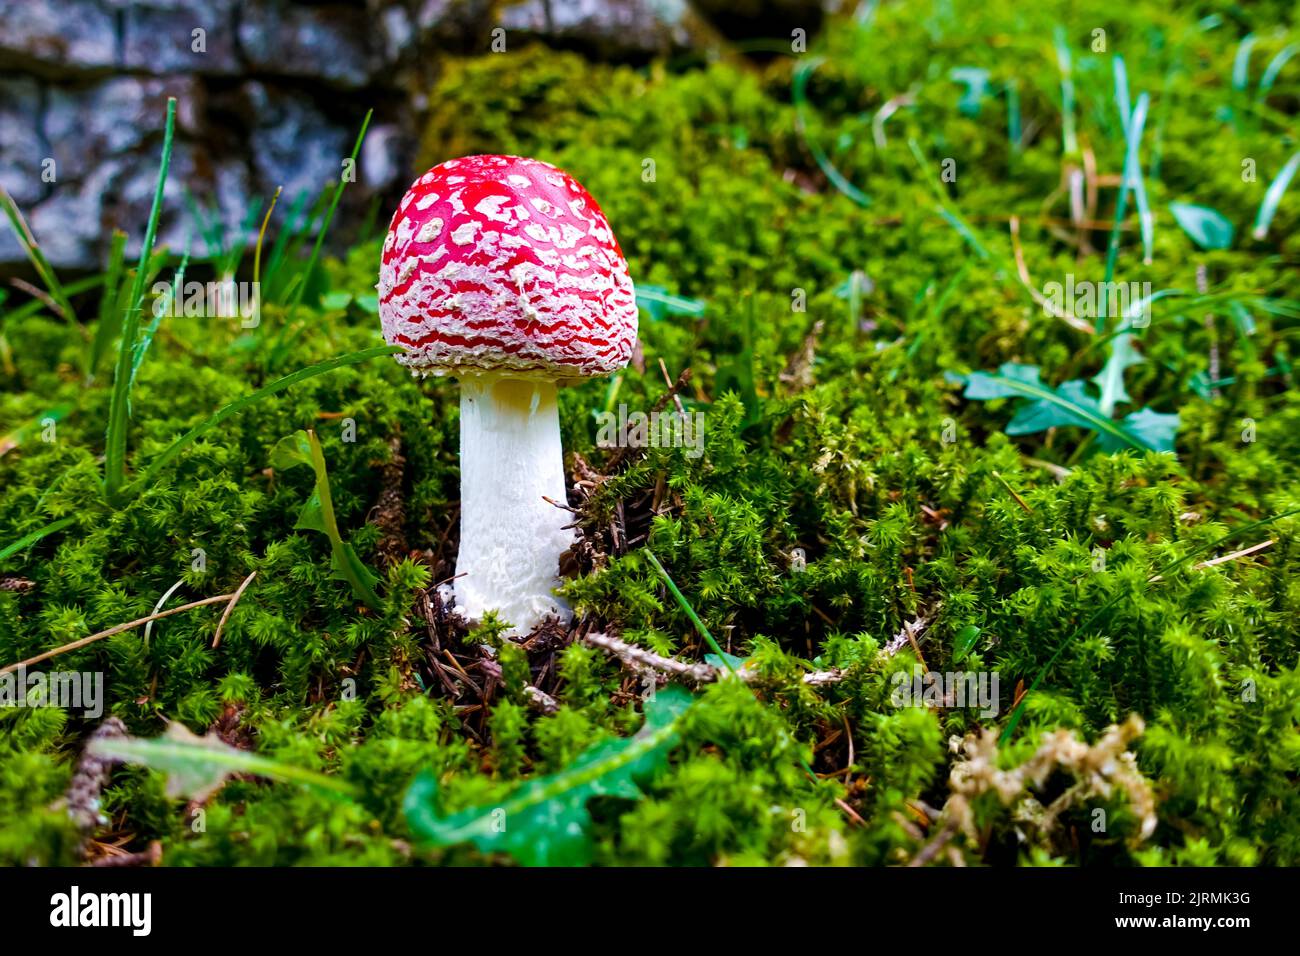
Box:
[906,138,992,259]
[104,97,177,505]
[792,58,872,208]
[127,344,401,497]
[1113,57,1154,264]
[285,111,372,319]
[0,516,77,563]
[644,550,736,675]
[1100,92,1150,330]
[1053,26,1077,156]
[1251,150,1300,240]
[88,230,128,378]
[1,275,103,327]
[1005,79,1022,156]
[0,186,79,328]
[264,111,373,368]
[1257,43,1298,101]
[129,246,190,398]
[1232,33,1257,91]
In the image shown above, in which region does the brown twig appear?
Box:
[524,685,559,715]
[212,571,257,648]
[1010,216,1093,335]
[879,605,940,660]
[584,631,845,688]
[1148,539,1274,582]
[64,717,127,841]
[0,593,235,676]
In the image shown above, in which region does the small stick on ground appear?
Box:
[1148,539,1274,582]
[879,604,941,661]
[212,571,257,648]
[584,631,845,688]
[524,685,559,715]
[92,841,162,868]
[64,717,128,846]
[1,593,236,676]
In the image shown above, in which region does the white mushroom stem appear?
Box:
[454,375,575,635]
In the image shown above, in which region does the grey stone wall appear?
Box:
[0,0,698,270]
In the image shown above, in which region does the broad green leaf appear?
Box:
[1006,379,1101,435]
[269,430,314,471]
[952,625,982,664]
[404,686,694,866]
[704,651,749,673]
[962,362,1044,401]
[1169,202,1234,250]
[635,285,706,321]
[961,365,1172,452]
[90,721,356,801]
[271,429,381,609]
[1108,407,1179,453]
[950,66,991,117]
[1092,334,1144,416]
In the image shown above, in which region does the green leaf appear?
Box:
[1112,407,1179,454]
[704,651,748,672]
[404,686,694,866]
[635,285,706,321]
[271,429,381,609]
[0,185,79,329]
[269,429,314,471]
[952,625,982,664]
[88,230,128,377]
[1004,379,1098,434]
[644,550,735,673]
[1091,334,1144,416]
[90,721,357,801]
[1232,33,1257,91]
[1101,92,1150,304]
[962,362,1040,399]
[1169,202,1235,250]
[962,363,1173,452]
[950,67,991,117]
[1258,43,1299,100]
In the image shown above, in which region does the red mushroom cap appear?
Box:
[378,155,637,378]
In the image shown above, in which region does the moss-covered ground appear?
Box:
[2,0,1299,866]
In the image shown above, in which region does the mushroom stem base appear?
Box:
[454,376,574,635]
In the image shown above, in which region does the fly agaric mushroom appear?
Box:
[378,155,637,634]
